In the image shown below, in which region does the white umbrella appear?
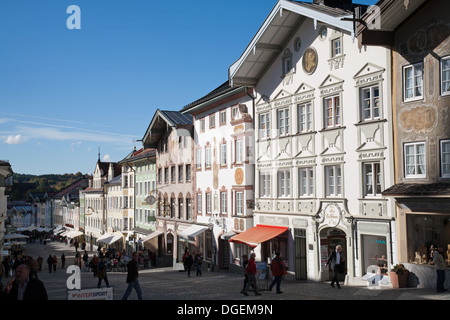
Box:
[3,233,30,239]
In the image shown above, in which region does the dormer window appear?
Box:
[282,49,293,76]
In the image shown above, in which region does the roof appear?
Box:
[142,109,193,149]
[52,178,89,198]
[118,148,156,165]
[382,183,450,196]
[96,161,121,178]
[229,0,367,87]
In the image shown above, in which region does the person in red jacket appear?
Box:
[242,253,261,296]
[269,251,286,294]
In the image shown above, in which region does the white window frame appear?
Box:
[331,38,342,57]
[299,167,314,197]
[363,162,381,197]
[235,139,243,164]
[206,193,212,214]
[325,165,342,197]
[403,62,423,102]
[220,143,227,166]
[259,112,271,139]
[220,192,227,214]
[197,193,202,214]
[205,146,211,168]
[440,140,450,178]
[277,169,291,197]
[298,102,312,133]
[277,108,290,136]
[404,141,426,179]
[259,171,271,197]
[360,84,380,121]
[324,95,341,128]
[441,56,450,96]
[235,191,243,215]
[196,149,202,169]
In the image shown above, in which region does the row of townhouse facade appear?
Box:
[4,0,448,289]
[136,0,449,287]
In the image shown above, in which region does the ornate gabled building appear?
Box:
[181,81,255,271]
[359,0,450,288]
[228,0,396,284]
[142,109,196,268]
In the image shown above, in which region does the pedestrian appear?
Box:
[36,256,43,271]
[52,255,57,273]
[92,254,99,277]
[1,264,48,300]
[74,252,82,268]
[240,255,249,293]
[83,251,89,270]
[269,252,286,294]
[325,245,344,289]
[28,257,40,280]
[242,253,261,296]
[97,256,110,288]
[121,252,143,300]
[432,245,447,292]
[195,252,203,276]
[184,250,193,277]
[61,253,66,269]
[46,255,53,273]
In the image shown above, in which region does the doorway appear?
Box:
[294,228,307,280]
[320,228,347,282]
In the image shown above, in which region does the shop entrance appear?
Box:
[294,228,307,280]
[320,228,347,282]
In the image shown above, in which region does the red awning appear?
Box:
[229,225,288,249]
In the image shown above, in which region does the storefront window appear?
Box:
[362,235,388,275]
[406,214,450,264]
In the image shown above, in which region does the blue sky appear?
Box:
[0,0,377,175]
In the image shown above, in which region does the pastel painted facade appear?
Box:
[181,82,255,271]
[229,0,395,283]
[142,109,196,268]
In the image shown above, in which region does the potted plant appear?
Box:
[389,264,409,288]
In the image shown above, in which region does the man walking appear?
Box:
[269,252,286,294]
[122,252,143,300]
[325,245,344,289]
[242,253,261,296]
[433,245,447,292]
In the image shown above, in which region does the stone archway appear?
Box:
[319,227,347,282]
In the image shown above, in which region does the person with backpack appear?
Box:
[269,251,287,294]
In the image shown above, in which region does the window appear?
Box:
[178,198,183,219]
[220,143,227,166]
[197,193,202,213]
[278,170,291,197]
[363,162,381,197]
[196,149,202,169]
[186,198,192,220]
[299,167,314,196]
[186,164,191,182]
[164,167,169,184]
[220,110,226,125]
[205,146,211,168]
[282,48,293,76]
[171,166,176,183]
[158,168,162,184]
[260,172,271,197]
[324,95,341,128]
[206,193,212,214]
[298,102,312,132]
[331,38,342,57]
[404,142,426,178]
[360,85,380,121]
[441,56,450,96]
[441,140,450,178]
[259,113,270,139]
[235,140,243,163]
[200,118,205,131]
[209,114,215,128]
[232,106,239,120]
[325,165,342,196]
[403,63,423,101]
[220,192,227,214]
[236,192,243,215]
[178,165,183,183]
[278,108,290,136]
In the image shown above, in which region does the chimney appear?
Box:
[314,0,354,10]
[108,163,114,181]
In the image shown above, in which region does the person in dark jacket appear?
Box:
[1,264,48,300]
[242,253,261,296]
[269,252,286,294]
[121,252,143,300]
[325,245,344,289]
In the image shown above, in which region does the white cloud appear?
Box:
[4,134,26,145]
[102,154,111,161]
